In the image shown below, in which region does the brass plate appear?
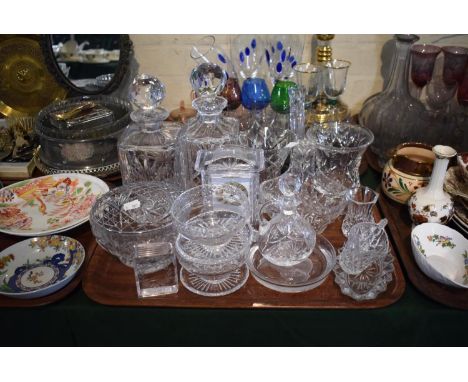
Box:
[0,36,67,117]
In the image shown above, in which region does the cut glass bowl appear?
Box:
[90,181,180,267]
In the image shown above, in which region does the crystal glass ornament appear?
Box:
[306,122,374,189]
[90,181,180,267]
[177,63,239,189]
[195,145,265,225]
[170,184,251,297]
[288,85,306,139]
[359,34,427,167]
[258,172,316,267]
[334,219,393,301]
[118,74,182,185]
[341,186,379,237]
[265,35,304,114]
[190,35,241,111]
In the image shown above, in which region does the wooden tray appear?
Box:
[0,222,97,308]
[378,194,468,310]
[83,208,406,309]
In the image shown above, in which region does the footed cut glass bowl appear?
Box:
[170,184,249,246]
[90,181,180,267]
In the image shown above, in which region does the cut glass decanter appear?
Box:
[177,63,240,189]
[118,74,182,184]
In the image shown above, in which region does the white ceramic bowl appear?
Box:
[411,223,468,288]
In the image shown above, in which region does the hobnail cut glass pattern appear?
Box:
[306,122,374,189]
[170,184,249,247]
[341,186,379,237]
[90,181,180,267]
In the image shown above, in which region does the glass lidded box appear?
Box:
[35,95,131,171]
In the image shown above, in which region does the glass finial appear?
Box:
[128,74,169,122]
[190,62,227,97]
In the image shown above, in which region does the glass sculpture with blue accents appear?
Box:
[265,35,304,114]
[190,35,241,111]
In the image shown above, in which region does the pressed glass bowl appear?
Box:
[170,184,249,246]
[90,181,180,267]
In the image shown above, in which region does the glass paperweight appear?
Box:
[195,145,265,225]
[134,242,178,298]
[118,74,182,184]
[258,172,316,267]
[170,184,251,296]
[177,63,239,189]
[334,219,393,301]
[341,186,379,237]
[90,181,180,267]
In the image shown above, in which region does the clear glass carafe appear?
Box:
[118,74,182,184]
[177,63,239,189]
[359,34,427,167]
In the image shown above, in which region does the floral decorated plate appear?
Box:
[0,174,109,236]
[444,166,468,201]
[0,235,85,298]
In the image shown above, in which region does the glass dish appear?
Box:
[36,95,131,171]
[175,224,251,297]
[248,234,336,293]
[170,184,249,247]
[90,181,180,267]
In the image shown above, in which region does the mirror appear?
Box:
[40,34,132,95]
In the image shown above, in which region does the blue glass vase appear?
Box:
[241,78,270,110]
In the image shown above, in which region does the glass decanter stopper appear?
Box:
[177,62,240,190]
[258,171,316,267]
[118,74,182,185]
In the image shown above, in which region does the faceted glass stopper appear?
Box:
[190,62,227,97]
[129,74,166,112]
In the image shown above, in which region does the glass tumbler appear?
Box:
[342,186,379,237]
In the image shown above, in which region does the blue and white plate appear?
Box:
[0,235,85,299]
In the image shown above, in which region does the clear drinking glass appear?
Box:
[294,63,323,108]
[306,121,374,189]
[322,59,351,100]
[341,186,379,237]
[288,85,306,139]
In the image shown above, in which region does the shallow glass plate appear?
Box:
[0,235,85,299]
[247,234,336,293]
[0,174,109,236]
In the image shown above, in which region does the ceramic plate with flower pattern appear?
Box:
[0,235,85,298]
[0,174,109,236]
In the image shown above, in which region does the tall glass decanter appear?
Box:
[177,63,239,189]
[118,74,182,184]
[359,35,427,167]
